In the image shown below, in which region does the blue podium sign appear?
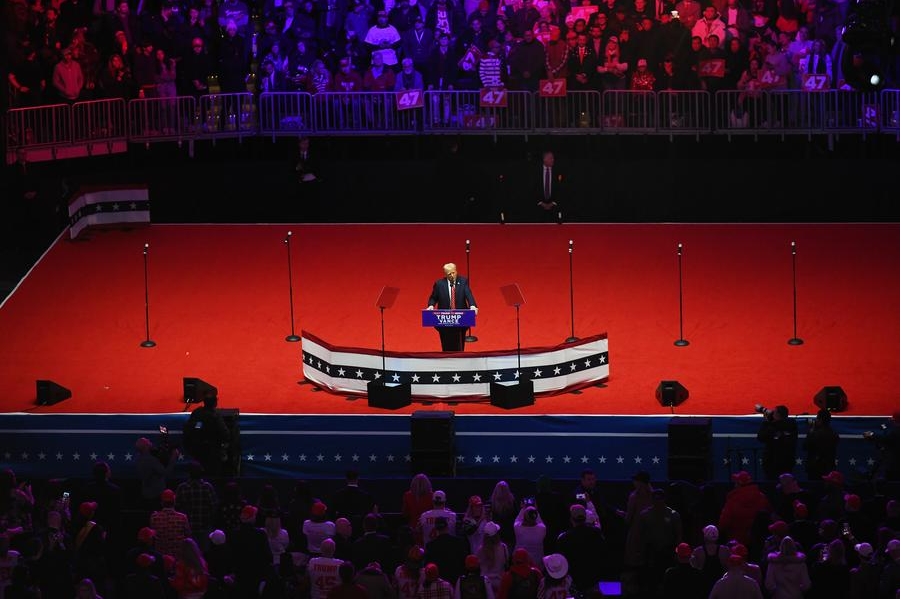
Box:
[422,309,476,328]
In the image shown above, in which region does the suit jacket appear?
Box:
[427,276,476,310]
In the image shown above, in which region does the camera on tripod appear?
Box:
[754,404,774,419]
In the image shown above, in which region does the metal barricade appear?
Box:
[822,90,882,133]
[127,96,197,142]
[880,88,900,135]
[6,104,71,149]
[311,91,416,135]
[422,90,533,134]
[195,93,257,139]
[534,91,601,132]
[600,90,657,132]
[72,98,128,143]
[258,92,314,136]
[657,90,711,135]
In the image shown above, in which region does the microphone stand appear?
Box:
[140,243,156,348]
[565,239,578,343]
[787,240,804,346]
[464,238,477,343]
[285,231,300,342]
[674,242,689,347]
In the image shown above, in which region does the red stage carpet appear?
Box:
[0,223,897,417]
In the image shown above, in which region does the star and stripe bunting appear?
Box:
[301,331,610,399]
[68,185,151,239]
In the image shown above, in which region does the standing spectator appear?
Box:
[0,533,21,599]
[395,546,427,599]
[804,409,840,482]
[404,474,435,532]
[757,405,799,481]
[230,505,274,598]
[662,542,705,598]
[328,561,369,599]
[513,505,545,571]
[175,461,218,554]
[182,390,231,479]
[419,491,457,546]
[304,501,337,556]
[554,504,604,596]
[506,29,546,90]
[72,502,108,596]
[52,47,85,101]
[848,542,880,599]
[72,462,121,544]
[455,554,495,599]
[537,554,571,599]
[708,553,765,599]
[366,10,403,67]
[765,536,811,598]
[330,470,376,528]
[637,488,683,597]
[719,470,773,547]
[497,548,541,599]
[8,42,46,107]
[98,52,137,98]
[170,538,209,599]
[475,522,507,595]
[395,57,426,89]
[419,563,454,599]
[309,538,344,599]
[34,510,75,598]
[351,513,394,573]
[689,524,730,596]
[123,552,168,599]
[488,482,517,548]
[218,19,248,93]
[136,436,179,514]
[150,489,192,560]
[402,16,435,75]
[425,518,470,587]
[264,513,291,567]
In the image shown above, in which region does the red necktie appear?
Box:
[450,282,456,309]
[544,167,551,199]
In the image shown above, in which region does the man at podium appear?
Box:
[426,262,478,351]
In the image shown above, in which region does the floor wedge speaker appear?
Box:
[36,380,71,406]
[490,379,535,409]
[367,381,412,410]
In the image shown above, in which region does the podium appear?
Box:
[421,309,477,328]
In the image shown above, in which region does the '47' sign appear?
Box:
[479,88,508,108]
[539,78,567,97]
[396,90,424,110]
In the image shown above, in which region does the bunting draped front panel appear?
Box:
[301,331,610,400]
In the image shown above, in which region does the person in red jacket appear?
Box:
[719,470,774,546]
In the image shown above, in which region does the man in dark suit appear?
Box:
[534,150,566,222]
[425,262,478,351]
[351,513,395,572]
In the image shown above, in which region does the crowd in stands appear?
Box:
[0,441,899,599]
[5,0,887,110]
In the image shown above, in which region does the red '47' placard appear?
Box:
[479,88,508,108]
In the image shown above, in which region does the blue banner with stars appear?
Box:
[0,412,891,484]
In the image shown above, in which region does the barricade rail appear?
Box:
[6,89,899,160]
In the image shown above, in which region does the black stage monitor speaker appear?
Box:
[36,380,72,406]
[490,379,535,410]
[667,416,712,483]
[411,410,455,476]
[656,380,689,408]
[814,386,848,412]
[367,381,412,410]
[183,377,217,404]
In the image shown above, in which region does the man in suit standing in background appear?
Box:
[535,150,566,223]
[426,262,478,351]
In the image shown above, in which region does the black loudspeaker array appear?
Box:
[667,416,713,483]
[410,410,455,477]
